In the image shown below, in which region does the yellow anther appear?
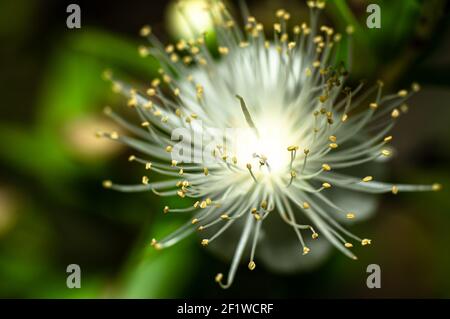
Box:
[341,114,348,122]
[398,90,408,97]
[362,176,373,182]
[322,182,331,189]
[381,149,391,156]
[170,53,179,63]
[215,273,223,283]
[305,68,312,77]
[110,132,119,140]
[176,39,186,51]
[303,202,310,209]
[329,143,338,149]
[328,135,337,142]
[276,9,285,18]
[177,190,185,198]
[346,213,355,219]
[191,218,199,224]
[384,136,393,142]
[183,56,193,65]
[316,0,326,9]
[163,74,171,83]
[432,183,442,191]
[344,242,353,248]
[319,95,328,103]
[150,238,162,250]
[391,109,400,118]
[102,180,112,188]
[151,78,160,87]
[220,214,230,220]
[165,44,174,53]
[147,88,156,96]
[248,261,256,271]
[369,102,378,110]
[165,145,173,152]
[142,176,149,185]
[239,41,249,48]
[312,232,319,239]
[200,201,207,209]
[261,200,268,210]
[138,46,149,57]
[392,185,399,194]
[203,167,209,176]
[361,239,372,246]
[201,239,209,246]
[411,82,420,92]
[303,247,310,255]
[346,25,354,34]
[128,155,136,162]
[219,46,230,55]
[290,170,297,178]
[141,121,150,127]
[163,206,169,214]
[322,164,331,171]
[190,46,200,54]
[247,16,256,23]
[287,145,299,151]
[139,25,151,37]
[145,162,152,170]
[225,20,235,28]
[112,82,122,93]
[273,23,281,33]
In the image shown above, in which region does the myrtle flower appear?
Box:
[99,0,440,288]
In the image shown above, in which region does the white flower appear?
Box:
[99,0,440,288]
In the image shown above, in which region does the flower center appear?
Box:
[234,115,294,176]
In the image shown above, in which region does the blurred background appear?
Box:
[0,0,449,298]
